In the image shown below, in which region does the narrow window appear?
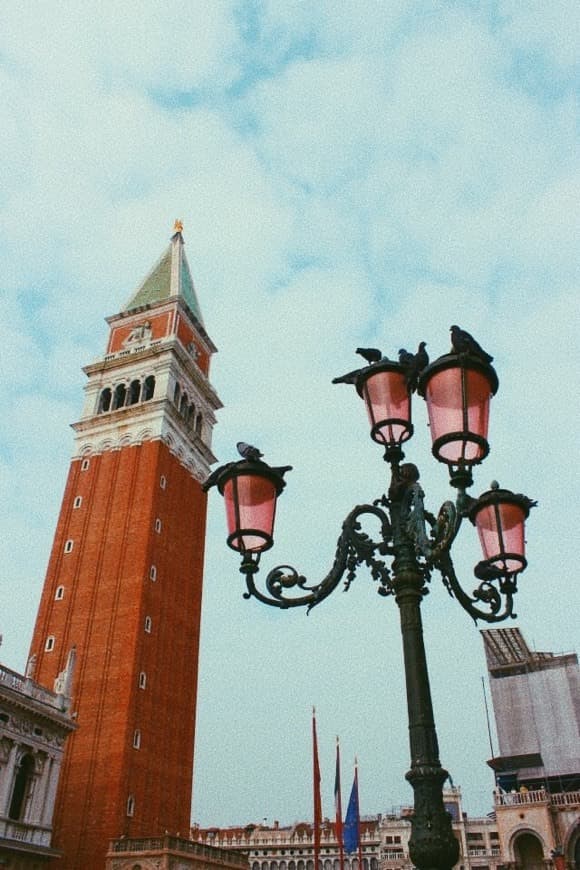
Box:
[144,616,152,633]
[64,539,74,554]
[55,586,65,601]
[195,413,203,435]
[139,671,146,689]
[113,382,127,410]
[160,475,167,490]
[154,518,162,533]
[143,375,155,401]
[128,379,141,405]
[179,393,188,416]
[73,495,82,509]
[45,636,55,652]
[81,458,90,471]
[126,794,135,817]
[149,564,157,581]
[8,753,35,821]
[98,387,112,414]
[133,729,141,749]
[174,382,181,405]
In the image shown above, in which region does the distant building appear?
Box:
[482,627,580,869]
[0,657,75,866]
[106,834,250,870]
[191,788,504,870]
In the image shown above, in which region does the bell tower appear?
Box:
[28,224,221,869]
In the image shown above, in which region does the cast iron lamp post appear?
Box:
[205,334,535,870]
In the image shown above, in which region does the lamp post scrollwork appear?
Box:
[205,329,535,870]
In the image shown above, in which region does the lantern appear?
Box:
[204,458,291,554]
[418,353,498,467]
[356,361,413,447]
[469,483,536,578]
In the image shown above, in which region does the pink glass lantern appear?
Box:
[418,354,498,467]
[469,484,536,578]
[204,458,291,554]
[356,362,413,447]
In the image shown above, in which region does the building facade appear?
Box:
[482,627,580,870]
[190,789,505,870]
[106,834,250,870]
[27,226,221,869]
[0,658,75,867]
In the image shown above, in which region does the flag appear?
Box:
[343,762,361,858]
[334,738,344,870]
[312,709,322,870]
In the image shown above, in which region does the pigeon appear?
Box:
[398,341,429,391]
[450,326,493,364]
[236,441,264,462]
[356,347,384,365]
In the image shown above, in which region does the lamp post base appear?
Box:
[406,765,460,870]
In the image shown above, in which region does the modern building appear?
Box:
[482,627,580,869]
[0,655,75,867]
[27,225,221,869]
[190,789,504,870]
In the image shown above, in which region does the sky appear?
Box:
[0,0,579,830]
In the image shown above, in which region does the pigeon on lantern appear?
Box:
[450,326,493,364]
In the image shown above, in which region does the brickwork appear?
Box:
[27,230,219,870]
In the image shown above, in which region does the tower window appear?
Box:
[149,564,157,581]
[160,475,167,490]
[81,458,90,471]
[144,616,152,633]
[154,518,162,533]
[64,539,74,554]
[45,636,55,652]
[195,413,203,435]
[133,729,141,749]
[126,794,135,817]
[55,586,65,601]
[174,382,181,406]
[139,671,147,689]
[98,387,112,414]
[128,379,141,405]
[73,496,82,509]
[143,375,155,401]
[113,382,127,410]
[179,393,189,416]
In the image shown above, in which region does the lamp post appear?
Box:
[205,333,535,870]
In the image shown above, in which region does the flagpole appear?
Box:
[355,761,363,870]
[335,737,344,870]
[313,708,322,870]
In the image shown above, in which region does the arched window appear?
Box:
[73,495,82,509]
[128,380,141,405]
[195,413,203,435]
[179,393,189,416]
[514,832,544,870]
[113,383,127,410]
[174,382,181,405]
[187,402,195,425]
[98,387,112,413]
[55,586,65,601]
[9,753,35,820]
[143,375,155,401]
[144,616,152,633]
[126,794,135,817]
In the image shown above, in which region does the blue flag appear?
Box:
[343,769,360,854]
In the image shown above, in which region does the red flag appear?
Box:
[313,709,322,870]
[334,738,344,870]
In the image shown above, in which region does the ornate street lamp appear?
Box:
[205,329,535,870]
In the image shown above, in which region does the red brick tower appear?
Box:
[28,224,221,869]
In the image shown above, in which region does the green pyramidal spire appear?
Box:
[124,222,204,323]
